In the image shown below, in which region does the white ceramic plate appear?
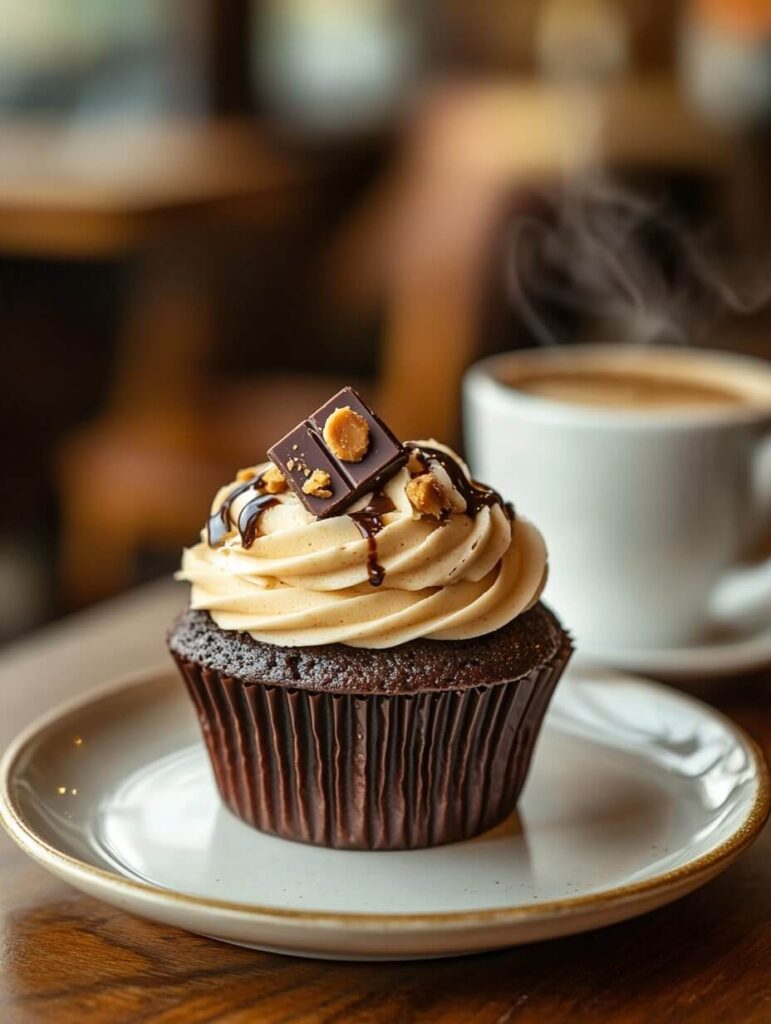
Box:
[582,621,771,682]
[1,664,767,960]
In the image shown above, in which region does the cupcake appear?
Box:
[169,388,571,850]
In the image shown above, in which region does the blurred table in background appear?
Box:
[0,118,313,256]
[0,579,769,1022]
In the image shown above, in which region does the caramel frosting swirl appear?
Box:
[177,442,548,648]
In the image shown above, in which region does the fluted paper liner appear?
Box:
[171,635,572,850]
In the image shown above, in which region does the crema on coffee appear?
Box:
[504,368,744,410]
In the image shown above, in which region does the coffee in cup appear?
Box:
[506,367,745,410]
[464,345,771,651]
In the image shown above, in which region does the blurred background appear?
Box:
[2,0,771,643]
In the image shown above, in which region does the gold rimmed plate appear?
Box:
[1,664,767,960]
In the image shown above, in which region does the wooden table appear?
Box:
[0,118,315,258]
[1,581,769,1023]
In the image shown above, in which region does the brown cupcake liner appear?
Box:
[171,634,572,850]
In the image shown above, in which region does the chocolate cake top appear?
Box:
[168,604,567,695]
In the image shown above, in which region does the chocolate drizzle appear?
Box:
[349,492,395,587]
[208,477,260,547]
[238,494,280,548]
[208,472,278,549]
[406,444,511,518]
[206,440,510,569]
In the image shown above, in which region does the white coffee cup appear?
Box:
[464,344,771,652]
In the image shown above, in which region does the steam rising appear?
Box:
[508,175,771,347]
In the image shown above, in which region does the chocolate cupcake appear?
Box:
[170,388,572,850]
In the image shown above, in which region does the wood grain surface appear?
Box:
[1,586,769,1024]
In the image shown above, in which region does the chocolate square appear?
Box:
[268,387,407,519]
[268,423,352,518]
[309,387,406,492]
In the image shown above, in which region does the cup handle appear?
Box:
[709,430,771,632]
